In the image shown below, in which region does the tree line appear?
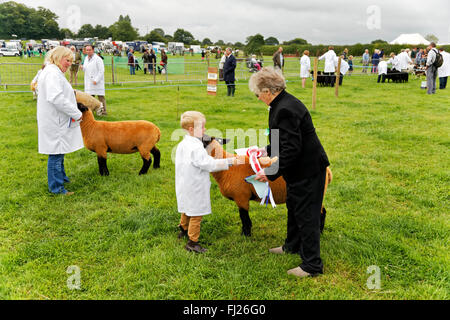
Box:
[0,1,308,53]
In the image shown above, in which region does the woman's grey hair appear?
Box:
[248,66,286,95]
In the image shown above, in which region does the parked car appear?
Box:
[0,48,20,57]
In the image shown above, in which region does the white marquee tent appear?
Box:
[390,34,430,45]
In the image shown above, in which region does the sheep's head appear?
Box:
[74,90,105,114]
[202,134,229,158]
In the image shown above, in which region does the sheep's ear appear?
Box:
[77,103,88,112]
[201,134,213,148]
[214,138,229,145]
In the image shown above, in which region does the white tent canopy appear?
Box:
[390,34,430,45]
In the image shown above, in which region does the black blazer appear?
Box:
[223,54,236,82]
[266,90,329,182]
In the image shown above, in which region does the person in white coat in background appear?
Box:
[397,49,413,72]
[82,44,107,115]
[335,55,349,86]
[175,111,243,253]
[377,58,388,83]
[300,50,311,88]
[319,46,337,86]
[388,52,401,72]
[438,48,450,89]
[36,46,84,195]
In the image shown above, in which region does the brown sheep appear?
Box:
[76,103,161,176]
[202,136,332,236]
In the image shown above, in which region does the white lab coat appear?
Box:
[438,51,450,78]
[83,54,105,95]
[378,61,388,75]
[36,64,83,155]
[175,135,229,216]
[397,52,412,70]
[319,50,337,72]
[388,56,400,71]
[300,55,311,78]
[335,57,349,75]
[219,54,226,69]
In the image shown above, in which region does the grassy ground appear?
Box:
[0,71,448,299]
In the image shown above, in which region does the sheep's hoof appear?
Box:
[241,228,252,237]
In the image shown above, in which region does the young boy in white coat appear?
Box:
[175,111,241,253]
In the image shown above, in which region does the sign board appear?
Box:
[207,67,218,95]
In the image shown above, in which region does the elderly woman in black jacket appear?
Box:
[250,67,330,278]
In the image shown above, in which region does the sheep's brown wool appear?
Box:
[77,103,161,176]
[204,138,332,236]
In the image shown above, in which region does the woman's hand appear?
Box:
[255,169,269,182]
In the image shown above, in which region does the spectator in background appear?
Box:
[69,46,82,86]
[411,47,418,61]
[371,49,380,73]
[161,49,168,73]
[362,49,370,73]
[223,47,236,97]
[415,48,424,65]
[300,50,311,88]
[219,52,226,81]
[128,49,135,75]
[437,47,450,90]
[342,48,349,61]
[82,44,107,115]
[425,42,439,94]
[149,49,157,75]
[348,55,354,76]
[272,47,284,71]
[142,49,151,75]
[379,48,385,59]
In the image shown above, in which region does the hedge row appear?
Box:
[257,44,450,57]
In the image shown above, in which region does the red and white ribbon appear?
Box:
[246,147,276,208]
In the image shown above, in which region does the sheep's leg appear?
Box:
[151,147,160,169]
[97,156,109,176]
[239,207,252,237]
[139,157,152,175]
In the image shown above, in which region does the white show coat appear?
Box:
[438,51,450,77]
[83,54,105,95]
[175,135,229,216]
[36,64,83,155]
[335,57,349,75]
[378,61,388,75]
[397,52,412,70]
[319,50,337,72]
[388,56,400,71]
[300,55,311,78]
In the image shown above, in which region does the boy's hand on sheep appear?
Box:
[232,155,247,166]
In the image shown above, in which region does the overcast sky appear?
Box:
[7,0,450,44]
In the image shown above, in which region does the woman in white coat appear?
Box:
[300,50,311,88]
[82,45,107,115]
[37,46,84,195]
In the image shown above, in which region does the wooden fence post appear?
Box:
[335,57,341,97]
[312,57,318,110]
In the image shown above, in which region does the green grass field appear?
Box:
[0,67,449,299]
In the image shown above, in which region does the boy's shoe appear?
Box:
[269,246,285,254]
[287,267,312,278]
[185,240,207,253]
[177,225,188,239]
